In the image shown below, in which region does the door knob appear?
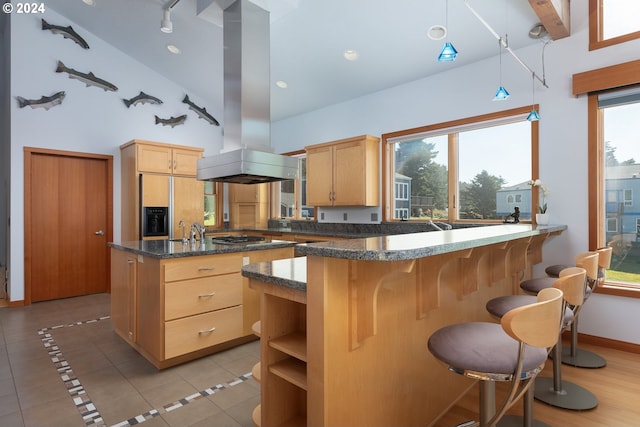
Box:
[95,230,105,236]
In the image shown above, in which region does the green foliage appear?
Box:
[460,170,505,219]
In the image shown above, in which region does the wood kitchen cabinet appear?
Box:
[111,246,294,369]
[120,140,204,241]
[135,141,202,176]
[305,135,380,206]
[110,248,138,344]
[228,183,268,229]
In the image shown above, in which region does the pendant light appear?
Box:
[437,0,458,62]
[493,37,509,101]
[527,72,540,121]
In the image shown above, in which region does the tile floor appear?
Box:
[0,293,261,427]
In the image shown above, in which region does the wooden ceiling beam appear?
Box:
[528,0,570,40]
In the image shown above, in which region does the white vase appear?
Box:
[536,213,549,225]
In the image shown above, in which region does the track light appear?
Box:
[436,0,458,62]
[527,72,540,121]
[161,9,172,33]
[493,38,509,101]
[160,0,181,33]
[438,42,458,62]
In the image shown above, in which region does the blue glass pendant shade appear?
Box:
[527,109,540,121]
[437,42,458,62]
[493,86,510,101]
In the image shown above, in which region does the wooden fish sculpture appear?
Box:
[16,91,66,110]
[155,115,187,128]
[42,19,90,49]
[182,94,220,126]
[55,61,118,92]
[123,91,163,108]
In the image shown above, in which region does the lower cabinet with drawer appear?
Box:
[111,246,294,369]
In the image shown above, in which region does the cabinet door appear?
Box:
[110,249,137,343]
[140,174,170,207]
[172,148,201,176]
[137,144,172,174]
[172,177,204,240]
[333,140,365,205]
[229,183,267,202]
[306,145,334,206]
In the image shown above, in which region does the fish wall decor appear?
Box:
[155,115,187,128]
[182,94,220,126]
[55,61,118,92]
[41,19,90,49]
[123,91,163,108]
[16,91,66,110]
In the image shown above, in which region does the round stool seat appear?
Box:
[487,295,574,326]
[520,277,554,294]
[545,264,567,278]
[428,322,548,378]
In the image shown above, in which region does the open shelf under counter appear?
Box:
[269,331,307,362]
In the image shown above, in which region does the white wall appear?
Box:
[272,2,640,344]
[8,9,224,301]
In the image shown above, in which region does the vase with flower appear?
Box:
[528,179,549,225]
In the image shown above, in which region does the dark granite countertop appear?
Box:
[294,224,567,261]
[108,238,296,259]
[242,256,307,292]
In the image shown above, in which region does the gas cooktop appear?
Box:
[211,235,266,245]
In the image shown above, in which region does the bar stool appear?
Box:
[428,287,564,427]
[561,246,612,368]
[486,268,597,412]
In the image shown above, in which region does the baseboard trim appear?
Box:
[563,331,640,354]
[7,300,25,308]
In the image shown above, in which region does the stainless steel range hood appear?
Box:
[197,0,299,184]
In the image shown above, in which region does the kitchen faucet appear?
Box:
[190,222,206,243]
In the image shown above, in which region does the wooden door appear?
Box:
[171,148,201,176]
[25,148,113,303]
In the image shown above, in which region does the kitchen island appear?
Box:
[108,237,296,368]
[242,224,566,427]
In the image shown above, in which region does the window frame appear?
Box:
[581,60,640,297]
[589,0,640,51]
[381,106,539,223]
[269,150,312,221]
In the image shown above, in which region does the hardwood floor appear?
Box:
[432,341,640,427]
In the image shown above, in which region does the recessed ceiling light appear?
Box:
[428,25,447,40]
[343,50,359,61]
[167,44,181,54]
[81,0,95,5]
[275,80,288,89]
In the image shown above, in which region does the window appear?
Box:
[590,0,640,50]
[271,152,313,220]
[383,107,537,223]
[597,88,640,288]
[203,181,218,227]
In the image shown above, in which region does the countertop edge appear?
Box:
[294,224,567,261]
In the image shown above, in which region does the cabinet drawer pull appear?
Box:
[198,267,215,271]
[198,292,216,298]
[198,326,217,334]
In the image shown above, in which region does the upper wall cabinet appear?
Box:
[134,141,203,176]
[305,135,380,207]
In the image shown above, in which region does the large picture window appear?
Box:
[597,87,640,288]
[589,0,640,50]
[383,107,537,223]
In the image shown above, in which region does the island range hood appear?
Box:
[197,0,299,184]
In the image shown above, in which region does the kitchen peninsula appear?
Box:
[242,223,566,427]
[108,238,295,369]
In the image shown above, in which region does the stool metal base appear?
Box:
[497,415,550,427]
[533,377,598,410]
[561,347,607,368]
